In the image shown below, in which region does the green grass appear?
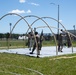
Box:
[0,40,58,49]
[0,40,76,49]
[0,53,76,75]
[0,39,76,74]
[0,40,27,49]
[72,40,76,47]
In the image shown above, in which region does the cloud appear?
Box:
[9,9,25,14]
[9,9,31,14]
[30,2,40,6]
[19,0,26,3]
[26,10,31,13]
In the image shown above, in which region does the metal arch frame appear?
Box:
[8,15,40,57]
[0,13,74,56]
[12,15,74,55]
[36,26,62,30]
[0,13,32,32]
[12,15,58,55]
[0,13,36,51]
[31,16,73,53]
[36,25,76,53]
[26,15,73,54]
[0,13,33,37]
[41,17,73,53]
[0,13,40,57]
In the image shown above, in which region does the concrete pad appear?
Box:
[0,46,76,58]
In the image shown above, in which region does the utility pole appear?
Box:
[73,25,75,35]
[50,3,60,34]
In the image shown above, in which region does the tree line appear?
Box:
[0,33,52,41]
[0,33,20,40]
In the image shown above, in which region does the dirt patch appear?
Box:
[50,56,76,60]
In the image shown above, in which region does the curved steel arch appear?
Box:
[41,17,73,53]
[1,13,73,55]
[27,15,73,54]
[0,13,37,54]
[31,16,73,53]
[12,15,58,55]
[13,15,73,55]
[0,13,25,21]
[0,13,35,41]
[0,13,32,32]
[11,15,37,33]
[0,13,44,57]
[12,15,68,36]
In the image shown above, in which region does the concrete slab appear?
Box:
[0,46,76,58]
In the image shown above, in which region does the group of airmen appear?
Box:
[26,29,72,57]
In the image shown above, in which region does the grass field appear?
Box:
[0,53,76,75]
[0,40,76,75]
[0,40,76,49]
[0,40,56,49]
